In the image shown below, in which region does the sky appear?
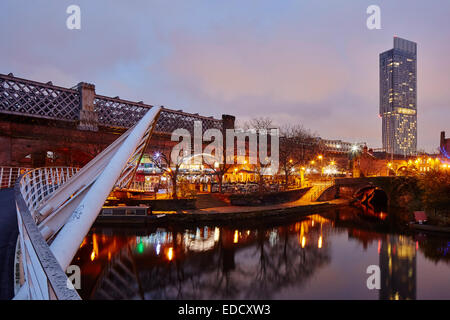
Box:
[1,1,449,153]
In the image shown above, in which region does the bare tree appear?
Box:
[204,161,235,193]
[242,117,274,131]
[279,124,321,188]
[149,143,185,199]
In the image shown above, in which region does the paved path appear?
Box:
[195,193,229,209]
[182,187,346,215]
[0,188,18,300]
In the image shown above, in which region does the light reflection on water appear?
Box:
[72,207,450,300]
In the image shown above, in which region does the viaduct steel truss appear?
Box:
[0,73,223,134]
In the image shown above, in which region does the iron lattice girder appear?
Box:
[0,74,80,121]
[0,73,223,134]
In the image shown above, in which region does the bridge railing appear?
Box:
[127,181,155,192]
[14,167,81,300]
[18,167,80,218]
[310,180,335,202]
[0,167,32,189]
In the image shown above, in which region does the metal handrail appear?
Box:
[126,181,155,192]
[18,167,79,219]
[0,167,32,189]
[310,180,335,201]
[14,167,81,300]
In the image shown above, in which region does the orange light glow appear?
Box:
[167,247,174,261]
[91,234,98,261]
[233,230,239,243]
[79,238,87,248]
[301,236,306,248]
[318,235,323,249]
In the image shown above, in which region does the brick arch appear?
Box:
[11,139,109,167]
[354,185,389,202]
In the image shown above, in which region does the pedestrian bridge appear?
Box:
[11,107,163,300]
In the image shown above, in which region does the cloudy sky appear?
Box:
[1,1,449,152]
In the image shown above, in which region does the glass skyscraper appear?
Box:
[380,37,417,156]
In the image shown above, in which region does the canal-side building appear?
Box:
[440,131,450,159]
[380,37,418,157]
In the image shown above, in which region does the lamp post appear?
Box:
[317,155,323,177]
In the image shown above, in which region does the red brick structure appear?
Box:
[0,73,234,167]
[440,131,450,159]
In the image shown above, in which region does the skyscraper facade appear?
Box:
[380,37,417,156]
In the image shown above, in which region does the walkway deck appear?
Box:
[0,188,18,300]
[182,197,348,215]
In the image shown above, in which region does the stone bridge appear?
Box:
[0,73,235,167]
[322,177,420,208]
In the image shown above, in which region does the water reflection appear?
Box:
[72,207,450,300]
[379,236,416,300]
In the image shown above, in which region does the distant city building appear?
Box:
[440,131,450,159]
[380,37,417,156]
[319,138,365,154]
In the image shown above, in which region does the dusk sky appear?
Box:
[1,1,449,152]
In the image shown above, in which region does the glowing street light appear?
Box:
[167,247,174,261]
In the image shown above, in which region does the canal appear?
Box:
[72,206,450,300]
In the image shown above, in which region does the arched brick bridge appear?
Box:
[319,177,420,208]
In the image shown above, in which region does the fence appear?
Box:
[0,167,31,189]
[14,167,81,300]
[310,180,335,201]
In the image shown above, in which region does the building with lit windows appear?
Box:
[319,138,365,155]
[380,37,417,156]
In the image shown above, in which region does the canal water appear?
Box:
[73,206,450,300]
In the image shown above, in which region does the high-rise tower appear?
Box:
[380,37,417,156]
